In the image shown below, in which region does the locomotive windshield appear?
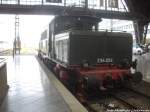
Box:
[54,15,101,34]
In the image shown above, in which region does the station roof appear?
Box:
[125,0,150,21]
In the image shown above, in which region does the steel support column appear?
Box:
[85,0,88,9]
[143,23,149,44]
[13,15,21,55]
[18,0,20,4]
[105,0,107,10]
[134,20,149,44]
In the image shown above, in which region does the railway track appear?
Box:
[84,88,150,112]
[112,89,150,109]
[39,55,150,111]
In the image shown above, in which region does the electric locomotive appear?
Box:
[38,15,142,101]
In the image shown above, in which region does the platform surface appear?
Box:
[135,52,150,82]
[0,55,86,112]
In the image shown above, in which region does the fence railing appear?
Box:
[0,49,12,56]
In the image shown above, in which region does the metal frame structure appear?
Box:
[0,0,127,12]
[0,0,149,44]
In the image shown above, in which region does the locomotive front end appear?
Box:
[66,31,142,92]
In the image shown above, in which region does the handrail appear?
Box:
[0,49,11,56]
[56,29,128,35]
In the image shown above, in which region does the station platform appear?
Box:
[135,52,150,82]
[0,55,87,112]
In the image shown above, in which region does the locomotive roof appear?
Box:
[55,30,133,39]
[56,15,101,19]
[51,15,102,24]
[70,30,132,37]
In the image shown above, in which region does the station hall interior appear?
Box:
[0,0,150,112]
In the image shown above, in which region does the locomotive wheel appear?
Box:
[132,72,143,84]
[120,74,132,88]
[82,77,89,92]
[82,76,100,95]
[67,70,78,94]
[59,70,69,87]
[104,75,114,89]
[114,78,122,88]
[53,67,60,77]
[48,61,55,71]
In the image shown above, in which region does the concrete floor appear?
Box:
[0,55,71,112]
